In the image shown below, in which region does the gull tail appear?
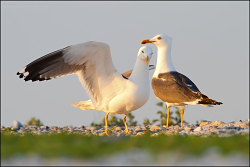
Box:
[70,99,95,111]
[197,92,223,107]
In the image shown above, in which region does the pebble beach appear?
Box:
[1,119,249,166]
[2,119,249,137]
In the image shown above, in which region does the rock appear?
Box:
[18,128,25,133]
[240,124,249,129]
[140,126,147,131]
[194,126,203,132]
[236,128,249,135]
[224,126,237,130]
[136,132,145,136]
[150,125,165,132]
[50,126,58,130]
[86,126,97,131]
[211,120,224,126]
[115,127,122,131]
[13,120,24,130]
[98,132,106,136]
[179,132,187,135]
[174,125,180,130]
[151,132,159,136]
[184,127,191,133]
[134,127,144,133]
[199,120,212,126]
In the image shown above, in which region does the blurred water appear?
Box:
[2,150,249,166]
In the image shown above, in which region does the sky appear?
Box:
[1,1,249,127]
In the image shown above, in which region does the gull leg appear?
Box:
[166,106,170,128]
[180,106,184,127]
[105,113,110,136]
[123,114,129,134]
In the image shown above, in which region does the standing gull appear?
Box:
[17,41,153,135]
[141,34,222,127]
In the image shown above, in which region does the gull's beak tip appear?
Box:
[141,39,152,44]
[145,56,149,65]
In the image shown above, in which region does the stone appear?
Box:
[194,126,203,132]
[184,127,191,133]
[18,128,24,133]
[179,132,187,135]
[98,132,106,136]
[136,132,145,136]
[13,120,24,130]
[151,133,159,136]
[150,125,165,132]
[86,126,97,131]
[174,125,180,130]
[140,126,147,131]
[199,120,212,127]
[240,124,249,129]
[115,127,122,131]
[236,128,249,135]
[134,127,144,133]
[211,120,224,126]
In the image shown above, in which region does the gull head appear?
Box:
[137,46,153,65]
[141,34,172,48]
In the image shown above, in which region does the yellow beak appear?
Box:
[145,56,149,65]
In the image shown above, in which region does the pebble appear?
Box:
[115,127,122,131]
[150,125,165,132]
[194,127,203,132]
[13,120,24,130]
[134,127,144,133]
[1,119,249,137]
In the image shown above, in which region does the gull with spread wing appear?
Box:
[17,41,154,136]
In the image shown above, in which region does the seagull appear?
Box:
[71,64,156,110]
[17,41,154,136]
[141,34,222,128]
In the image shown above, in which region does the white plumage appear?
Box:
[17,41,154,135]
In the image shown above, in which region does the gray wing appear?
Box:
[17,46,85,82]
[152,72,201,103]
[177,72,201,93]
[17,41,126,109]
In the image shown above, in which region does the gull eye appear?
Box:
[142,50,144,53]
[157,37,162,40]
[151,53,153,55]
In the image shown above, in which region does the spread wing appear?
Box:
[17,41,127,110]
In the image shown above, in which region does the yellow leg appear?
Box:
[105,113,110,136]
[180,106,184,127]
[166,106,170,128]
[123,114,129,134]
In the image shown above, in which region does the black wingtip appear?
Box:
[19,74,24,78]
